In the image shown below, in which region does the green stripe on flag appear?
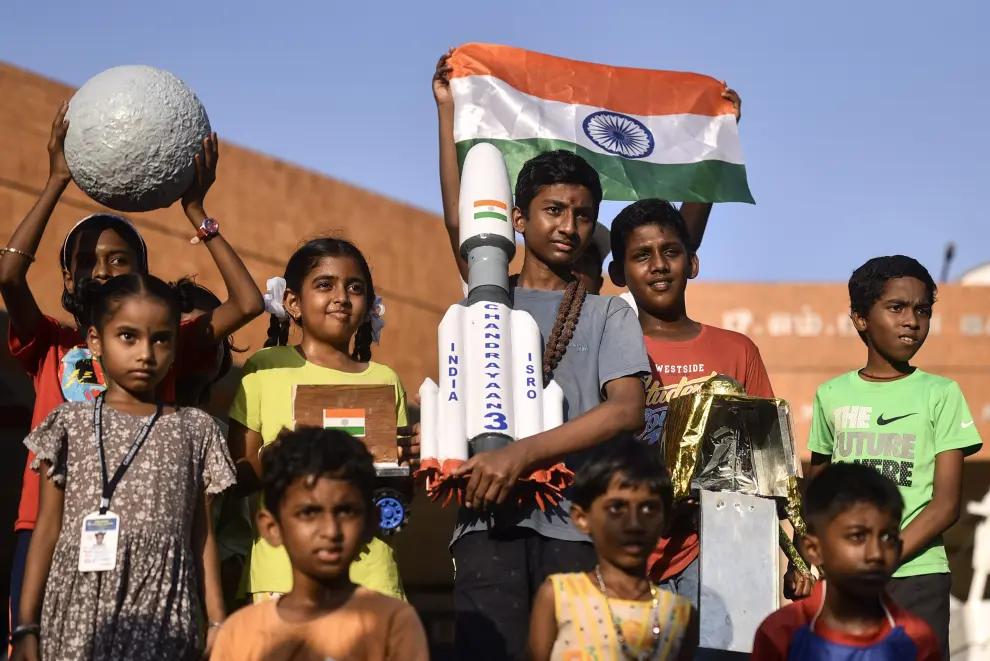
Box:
[456,138,754,204]
[325,425,366,437]
[474,211,508,221]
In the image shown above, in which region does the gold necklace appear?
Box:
[594,565,662,661]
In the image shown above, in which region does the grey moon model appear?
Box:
[64,65,212,212]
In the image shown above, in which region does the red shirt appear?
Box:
[752,580,940,661]
[9,314,216,531]
[640,324,774,582]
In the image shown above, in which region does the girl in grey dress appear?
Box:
[10,273,236,661]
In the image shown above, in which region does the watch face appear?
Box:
[203,218,219,234]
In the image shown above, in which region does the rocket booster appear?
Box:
[419,144,564,464]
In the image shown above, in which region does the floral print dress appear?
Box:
[24,401,236,661]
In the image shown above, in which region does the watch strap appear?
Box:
[190,218,220,245]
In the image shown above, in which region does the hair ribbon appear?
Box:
[367,296,385,344]
[264,277,288,321]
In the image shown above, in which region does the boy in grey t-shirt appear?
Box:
[435,140,649,658]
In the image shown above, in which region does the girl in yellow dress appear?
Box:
[528,437,698,661]
[226,237,410,603]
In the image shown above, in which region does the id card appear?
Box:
[78,512,120,572]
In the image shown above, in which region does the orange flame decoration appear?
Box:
[414,461,574,511]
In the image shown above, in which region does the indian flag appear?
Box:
[323,409,366,438]
[474,199,508,222]
[449,43,754,204]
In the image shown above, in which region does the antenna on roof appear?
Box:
[941,242,956,283]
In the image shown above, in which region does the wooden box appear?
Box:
[292,384,398,464]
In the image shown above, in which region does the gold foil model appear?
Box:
[660,375,814,578]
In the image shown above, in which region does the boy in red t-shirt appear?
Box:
[752,462,940,661]
[608,199,796,605]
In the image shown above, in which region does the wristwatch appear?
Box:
[190,218,220,245]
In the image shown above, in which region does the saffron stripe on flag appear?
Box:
[323,408,364,418]
[449,43,733,117]
[473,199,507,210]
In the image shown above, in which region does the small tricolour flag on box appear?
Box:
[449,43,754,204]
[323,409,366,438]
[473,199,508,222]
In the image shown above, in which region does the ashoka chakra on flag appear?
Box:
[449,43,754,204]
[583,111,655,159]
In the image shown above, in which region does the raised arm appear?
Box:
[434,48,469,284]
[0,103,71,343]
[11,465,65,661]
[678,83,742,253]
[180,134,264,345]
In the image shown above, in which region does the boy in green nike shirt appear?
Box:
[807,255,982,660]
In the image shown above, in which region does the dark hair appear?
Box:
[572,435,673,516]
[543,280,586,383]
[174,276,245,383]
[60,214,149,320]
[514,150,603,218]
[262,427,377,522]
[803,463,904,534]
[266,238,377,362]
[848,256,937,345]
[74,273,182,333]
[609,199,692,264]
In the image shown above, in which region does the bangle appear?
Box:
[208,621,224,630]
[1,247,35,262]
[10,623,40,642]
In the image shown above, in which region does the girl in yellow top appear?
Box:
[528,437,698,661]
[228,237,408,602]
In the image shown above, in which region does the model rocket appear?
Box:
[416,144,571,509]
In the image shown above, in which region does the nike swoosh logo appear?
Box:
[877,413,917,426]
[962,421,975,428]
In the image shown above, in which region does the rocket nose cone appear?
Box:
[459,142,514,250]
[463,141,503,163]
[461,143,511,191]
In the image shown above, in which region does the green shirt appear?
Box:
[807,369,982,577]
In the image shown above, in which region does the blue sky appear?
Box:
[2,0,987,282]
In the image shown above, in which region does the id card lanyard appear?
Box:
[93,392,162,515]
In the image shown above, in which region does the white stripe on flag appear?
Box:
[451,75,744,166]
[324,417,365,428]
